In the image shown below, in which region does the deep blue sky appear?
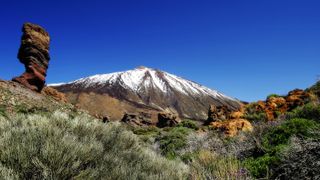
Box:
[0,0,319,101]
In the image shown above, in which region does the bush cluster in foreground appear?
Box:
[0,112,188,179]
[244,104,320,179]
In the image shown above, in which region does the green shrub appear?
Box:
[132,126,161,143]
[191,150,250,179]
[14,103,49,115]
[287,103,320,122]
[245,103,264,114]
[0,112,188,179]
[267,94,281,99]
[132,126,160,136]
[0,105,6,117]
[244,154,278,178]
[263,118,319,151]
[177,119,199,130]
[156,127,191,159]
[272,137,320,179]
[245,118,320,178]
[306,80,320,97]
[0,164,19,180]
[244,112,267,122]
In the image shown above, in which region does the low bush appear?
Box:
[272,137,320,179]
[156,127,192,159]
[262,118,319,150]
[0,112,188,179]
[177,119,199,130]
[0,105,6,117]
[190,150,250,179]
[14,103,50,115]
[132,126,160,136]
[132,126,161,143]
[287,103,320,122]
[306,80,320,97]
[245,118,320,178]
[244,112,268,122]
[245,102,262,114]
[267,94,281,99]
[244,154,277,178]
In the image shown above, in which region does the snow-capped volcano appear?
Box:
[52,66,241,120]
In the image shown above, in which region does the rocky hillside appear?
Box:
[51,66,241,120]
[0,80,78,116]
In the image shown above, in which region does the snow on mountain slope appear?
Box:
[51,66,241,120]
[53,66,235,100]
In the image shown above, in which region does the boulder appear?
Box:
[121,112,153,127]
[94,114,110,123]
[230,106,245,119]
[210,119,253,137]
[157,112,181,128]
[286,89,310,111]
[12,23,50,92]
[206,105,231,124]
[42,86,67,103]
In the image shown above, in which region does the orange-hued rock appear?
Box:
[286,89,310,110]
[210,119,253,137]
[206,104,252,136]
[245,89,311,121]
[267,97,287,111]
[206,105,231,124]
[12,23,50,92]
[255,101,266,112]
[230,106,245,119]
[42,86,67,103]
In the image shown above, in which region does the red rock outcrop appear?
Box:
[12,23,50,92]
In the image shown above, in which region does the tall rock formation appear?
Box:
[12,23,50,92]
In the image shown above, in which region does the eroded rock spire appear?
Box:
[12,23,50,92]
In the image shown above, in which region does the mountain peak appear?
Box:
[52,67,241,120]
[135,66,149,70]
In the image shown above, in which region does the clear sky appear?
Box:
[0,0,319,102]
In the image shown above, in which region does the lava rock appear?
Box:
[12,23,50,92]
[42,86,67,103]
[210,118,253,137]
[206,105,231,124]
[121,112,153,126]
[157,112,181,128]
